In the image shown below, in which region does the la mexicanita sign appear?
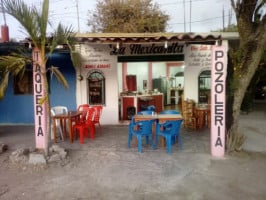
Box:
[109,42,184,56]
[211,46,227,157]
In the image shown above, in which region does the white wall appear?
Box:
[152,62,166,78]
[127,62,148,91]
[77,44,119,125]
[184,45,212,103]
[117,62,168,93]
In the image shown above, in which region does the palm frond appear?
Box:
[49,66,69,89]
[69,47,82,69]
[49,23,75,54]
[0,53,31,75]
[3,0,49,48]
[0,52,32,100]
[0,72,9,100]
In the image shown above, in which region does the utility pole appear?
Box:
[222,6,225,31]
[183,0,186,32]
[1,0,7,25]
[189,0,191,32]
[75,0,80,32]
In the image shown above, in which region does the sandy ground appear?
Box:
[0,101,266,200]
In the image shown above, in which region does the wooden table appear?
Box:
[52,111,82,143]
[134,114,183,122]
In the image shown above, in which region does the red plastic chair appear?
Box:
[91,105,103,129]
[72,107,96,144]
[77,104,90,123]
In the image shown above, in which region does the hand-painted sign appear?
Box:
[81,45,112,69]
[109,43,184,56]
[211,46,227,157]
[186,45,211,67]
[33,49,47,149]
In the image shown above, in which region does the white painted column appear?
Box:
[211,46,227,157]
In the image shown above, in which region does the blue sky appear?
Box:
[1,0,235,41]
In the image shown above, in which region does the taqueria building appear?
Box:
[74,32,233,125]
[0,32,238,126]
[0,32,236,156]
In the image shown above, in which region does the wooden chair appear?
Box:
[181,99,197,130]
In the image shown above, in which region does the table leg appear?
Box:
[69,117,73,143]
[53,118,56,143]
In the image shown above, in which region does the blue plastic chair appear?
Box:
[160,110,180,114]
[128,118,156,153]
[155,120,183,154]
[160,110,180,130]
[146,105,156,112]
[137,110,153,115]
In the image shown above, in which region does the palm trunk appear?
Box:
[33,48,49,156]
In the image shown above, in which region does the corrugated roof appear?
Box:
[75,32,222,44]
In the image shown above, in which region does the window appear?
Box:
[13,70,33,95]
[13,68,51,95]
[198,70,211,104]
[88,70,105,105]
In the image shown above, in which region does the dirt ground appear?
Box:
[1,123,266,200]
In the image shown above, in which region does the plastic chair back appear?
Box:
[137,110,153,115]
[156,120,183,154]
[51,106,68,115]
[78,104,90,122]
[160,110,180,114]
[146,105,156,112]
[128,118,156,153]
[86,107,96,122]
[91,105,103,128]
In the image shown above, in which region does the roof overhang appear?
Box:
[75,32,223,45]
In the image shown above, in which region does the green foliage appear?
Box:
[1,0,79,155]
[0,0,77,100]
[49,65,69,89]
[88,0,169,33]
[0,52,32,100]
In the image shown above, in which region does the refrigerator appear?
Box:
[152,78,169,105]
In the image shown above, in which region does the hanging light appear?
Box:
[116,42,120,49]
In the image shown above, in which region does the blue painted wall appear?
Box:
[0,52,76,124]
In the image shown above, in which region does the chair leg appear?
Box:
[58,125,64,141]
[166,136,172,154]
[177,135,182,150]
[73,126,85,144]
[79,128,84,144]
[145,135,149,145]
[88,124,95,139]
[137,135,142,153]
[128,132,132,148]
[155,134,159,149]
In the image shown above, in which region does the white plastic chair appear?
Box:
[51,106,68,141]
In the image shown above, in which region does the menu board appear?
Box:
[185,45,212,68]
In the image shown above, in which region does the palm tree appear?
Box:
[1,0,80,155]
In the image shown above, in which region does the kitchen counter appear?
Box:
[120,93,164,120]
